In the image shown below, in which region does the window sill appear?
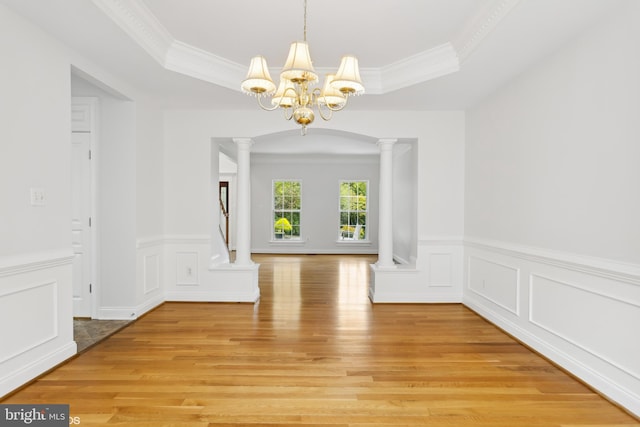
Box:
[335,239,372,245]
[269,239,305,245]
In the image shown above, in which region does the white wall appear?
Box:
[163,110,465,302]
[0,3,76,397]
[464,1,640,416]
[465,7,640,264]
[0,5,71,257]
[251,154,379,254]
[163,110,465,240]
[0,2,165,395]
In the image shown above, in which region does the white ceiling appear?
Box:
[2,0,626,111]
[144,0,481,68]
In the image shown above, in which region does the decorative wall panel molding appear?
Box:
[465,237,640,285]
[463,238,640,417]
[176,252,199,286]
[530,273,640,381]
[0,251,75,398]
[0,250,74,278]
[161,235,260,302]
[136,235,165,249]
[467,255,519,315]
[0,281,58,363]
[370,239,463,302]
[428,253,453,288]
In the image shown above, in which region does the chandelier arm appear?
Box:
[310,87,320,105]
[283,86,299,99]
[310,88,331,121]
[282,107,294,121]
[256,96,280,111]
[323,95,349,112]
[316,102,334,121]
[314,86,349,113]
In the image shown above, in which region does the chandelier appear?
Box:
[240,0,364,135]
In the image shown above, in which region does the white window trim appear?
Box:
[337,179,369,243]
[272,179,302,242]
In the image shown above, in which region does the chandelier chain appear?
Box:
[303,0,307,41]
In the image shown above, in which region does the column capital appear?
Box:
[233,138,254,150]
[377,138,397,150]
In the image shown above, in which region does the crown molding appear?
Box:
[164,40,246,91]
[380,43,460,93]
[453,0,524,63]
[91,0,520,94]
[91,0,172,64]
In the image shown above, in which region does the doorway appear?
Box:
[71,97,97,318]
[219,181,229,247]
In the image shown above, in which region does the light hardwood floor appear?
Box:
[3,254,638,426]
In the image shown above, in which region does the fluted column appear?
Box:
[376,138,397,269]
[233,138,253,266]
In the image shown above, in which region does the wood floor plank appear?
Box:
[2,254,638,426]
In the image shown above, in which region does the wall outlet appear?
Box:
[30,188,46,206]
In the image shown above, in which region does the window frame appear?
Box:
[338,180,369,242]
[272,179,302,241]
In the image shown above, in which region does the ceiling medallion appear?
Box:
[240,0,364,135]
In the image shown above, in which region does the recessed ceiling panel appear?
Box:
[143,0,484,68]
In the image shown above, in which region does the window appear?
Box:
[273,180,301,240]
[339,180,368,240]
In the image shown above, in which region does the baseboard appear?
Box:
[96,295,164,320]
[0,341,76,399]
[371,290,463,303]
[252,248,378,255]
[165,289,260,303]
[136,294,165,317]
[464,296,640,417]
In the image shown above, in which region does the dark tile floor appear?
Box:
[73,318,131,353]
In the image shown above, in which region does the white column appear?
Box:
[376,138,397,269]
[233,138,253,266]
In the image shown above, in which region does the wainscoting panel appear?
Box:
[428,253,453,288]
[370,239,463,302]
[0,250,76,398]
[468,255,519,315]
[176,252,199,286]
[0,281,57,363]
[133,237,165,320]
[463,238,640,417]
[164,235,260,302]
[530,273,640,381]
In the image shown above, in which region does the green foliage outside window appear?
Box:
[273,180,301,239]
[339,181,367,240]
[274,217,292,233]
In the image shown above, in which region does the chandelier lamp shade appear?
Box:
[240,0,364,134]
